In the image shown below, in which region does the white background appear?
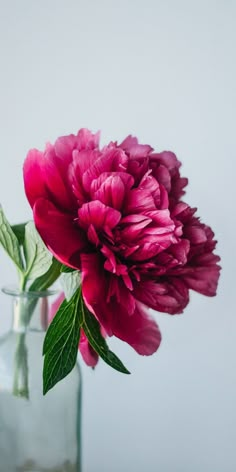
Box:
[0,1,235,471]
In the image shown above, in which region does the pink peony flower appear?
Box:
[23,129,220,357]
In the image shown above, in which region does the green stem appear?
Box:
[12,297,37,398]
[12,332,29,399]
[19,275,27,292]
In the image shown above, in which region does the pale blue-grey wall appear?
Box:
[0,1,235,471]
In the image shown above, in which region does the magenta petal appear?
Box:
[151,151,180,172]
[156,239,190,269]
[184,226,208,244]
[79,329,99,367]
[81,253,161,355]
[111,302,162,355]
[91,172,134,196]
[154,164,172,193]
[81,253,113,334]
[33,198,87,269]
[23,149,48,208]
[119,135,153,158]
[24,147,76,212]
[82,147,128,193]
[124,189,156,214]
[92,175,127,210]
[76,128,100,150]
[182,266,220,296]
[42,146,77,211]
[78,200,121,231]
[133,279,189,314]
[71,149,101,183]
[54,134,77,159]
[120,215,152,240]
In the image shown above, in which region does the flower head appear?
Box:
[23,129,220,358]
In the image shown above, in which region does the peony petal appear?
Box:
[91,172,134,196]
[33,198,88,269]
[156,239,190,270]
[119,135,153,158]
[69,149,101,205]
[81,253,161,355]
[78,200,121,232]
[153,164,171,193]
[150,151,180,173]
[24,146,77,212]
[81,252,113,334]
[120,215,152,240]
[181,266,220,296]
[82,147,128,193]
[79,329,99,367]
[71,149,101,184]
[76,128,100,150]
[127,157,149,184]
[92,174,128,210]
[133,279,189,314]
[184,226,208,245]
[124,188,156,214]
[41,146,77,211]
[111,302,162,355]
[54,134,77,159]
[23,149,48,208]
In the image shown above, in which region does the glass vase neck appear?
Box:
[2,287,57,333]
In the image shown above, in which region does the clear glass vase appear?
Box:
[0,288,82,472]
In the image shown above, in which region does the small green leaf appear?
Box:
[61,271,81,300]
[80,298,130,375]
[11,222,27,245]
[60,265,76,273]
[23,222,52,280]
[43,289,81,394]
[0,205,24,271]
[29,257,62,292]
[43,291,78,356]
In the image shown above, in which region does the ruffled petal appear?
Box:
[76,128,100,150]
[119,135,153,158]
[81,253,161,355]
[111,302,162,355]
[82,147,128,193]
[181,266,220,296]
[78,201,121,232]
[133,278,189,314]
[54,134,78,159]
[24,146,77,212]
[33,198,88,269]
[81,252,113,334]
[23,149,48,208]
[91,174,130,210]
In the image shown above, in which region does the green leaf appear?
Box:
[23,222,52,280]
[61,270,81,300]
[60,265,76,273]
[0,205,24,271]
[43,289,81,394]
[29,257,62,292]
[11,222,27,245]
[80,297,130,375]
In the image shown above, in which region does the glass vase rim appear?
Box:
[1,286,58,299]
